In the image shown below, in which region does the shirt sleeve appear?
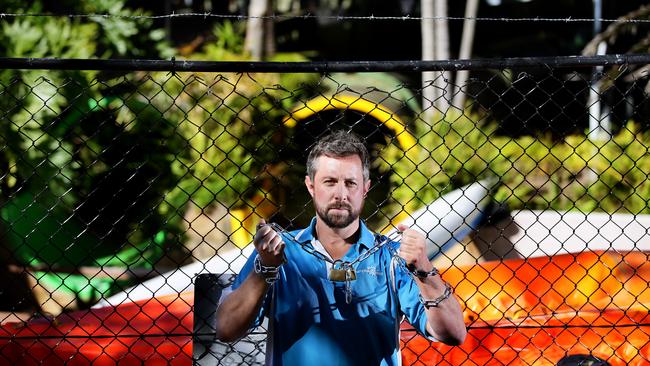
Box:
[229,250,273,328]
[393,257,439,341]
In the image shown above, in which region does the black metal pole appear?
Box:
[0,54,649,72]
[193,273,225,365]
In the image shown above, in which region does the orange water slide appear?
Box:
[1,251,649,365]
[401,251,650,365]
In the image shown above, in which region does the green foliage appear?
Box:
[152,22,320,214]
[151,73,319,218]
[81,1,174,58]
[0,0,174,268]
[0,7,318,274]
[0,0,173,59]
[208,21,246,59]
[0,0,174,200]
[57,97,187,246]
[400,115,650,215]
[379,114,481,215]
[1,18,96,58]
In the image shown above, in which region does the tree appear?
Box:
[582,4,650,132]
[422,0,451,121]
[452,0,480,110]
[245,0,276,59]
[0,0,173,261]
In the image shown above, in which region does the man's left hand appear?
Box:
[397,224,433,272]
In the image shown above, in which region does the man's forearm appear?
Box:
[215,271,271,342]
[416,276,467,345]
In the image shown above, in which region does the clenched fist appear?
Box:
[397,224,433,273]
[254,219,286,267]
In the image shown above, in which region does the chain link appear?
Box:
[266,222,401,272]
[266,222,337,265]
[267,222,403,304]
[2,58,650,365]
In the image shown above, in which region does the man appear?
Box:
[215,131,466,365]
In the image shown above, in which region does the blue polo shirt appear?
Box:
[231,218,435,366]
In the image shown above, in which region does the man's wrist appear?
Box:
[418,282,453,308]
[409,265,439,279]
[254,256,282,284]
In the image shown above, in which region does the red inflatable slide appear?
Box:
[1,251,648,365]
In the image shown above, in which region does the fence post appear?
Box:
[193,273,224,365]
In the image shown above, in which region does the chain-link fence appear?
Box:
[1,55,650,365]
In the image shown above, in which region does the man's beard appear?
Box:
[316,202,360,229]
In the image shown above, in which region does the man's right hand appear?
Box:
[254,219,286,267]
[216,219,286,342]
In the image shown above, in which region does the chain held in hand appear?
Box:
[418,282,453,308]
[409,266,439,279]
[254,256,282,284]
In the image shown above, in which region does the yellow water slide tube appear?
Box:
[230,93,418,247]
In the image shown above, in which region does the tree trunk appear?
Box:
[264,6,276,58]
[421,0,437,122]
[452,0,479,111]
[433,0,451,113]
[245,0,274,60]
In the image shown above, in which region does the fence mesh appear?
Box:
[1,56,650,365]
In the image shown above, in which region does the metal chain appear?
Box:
[351,232,402,266]
[266,222,401,270]
[267,222,422,279]
[265,221,454,309]
[266,222,403,305]
[266,222,337,265]
[259,220,428,293]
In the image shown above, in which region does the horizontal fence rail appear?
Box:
[0,55,649,365]
[1,54,650,72]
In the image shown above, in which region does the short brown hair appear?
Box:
[306,130,370,181]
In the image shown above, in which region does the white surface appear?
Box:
[94,244,253,308]
[508,210,650,258]
[387,180,493,259]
